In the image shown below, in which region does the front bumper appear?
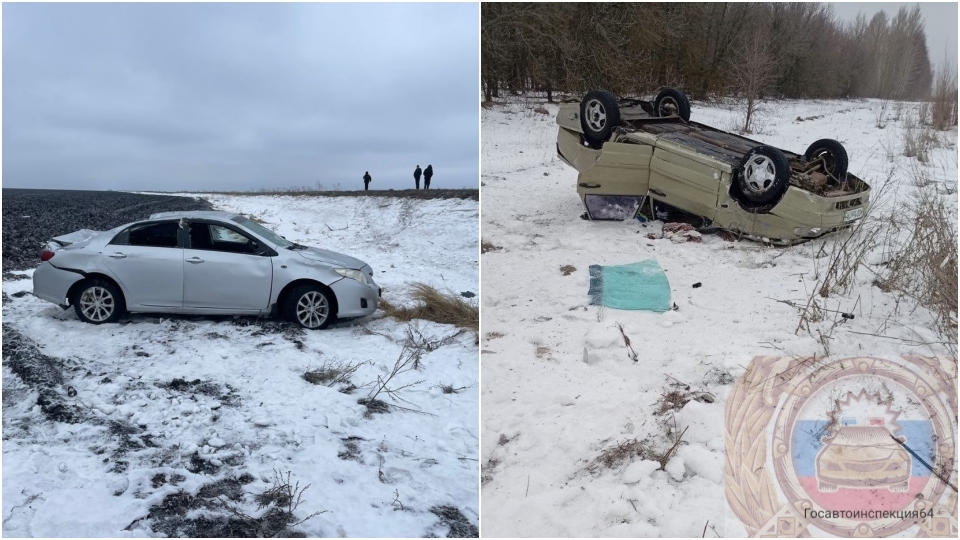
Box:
[715,181,871,244]
[33,262,84,306]
[331,276,380,318]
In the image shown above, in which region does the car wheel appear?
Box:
[579,90,620,148]
[736,145,791,205]
[804,138,849,180]
[73,279,125,324]
[654,87,691,122]
[284,284,336,330]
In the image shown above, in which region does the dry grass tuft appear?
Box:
[903,111,941,163]
[302,361,363,387]
[560,265,577,276]
[589,438,658,472]
[535,346,551,358]
[656,390,692,415]
[379,284,478,333]
[655,388,715,415]
[878,185,958,351]
[481,239,502,254]
[440,383,467,395]
[217,470,325,537]
[588,429,689,475]
[485,331,505,340]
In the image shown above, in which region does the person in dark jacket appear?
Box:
[363,171,371,191]
[423,164,433,189]
[414,165,422,190]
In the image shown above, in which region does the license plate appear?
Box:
[844,207,864,223]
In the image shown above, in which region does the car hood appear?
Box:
[296,247,367,270]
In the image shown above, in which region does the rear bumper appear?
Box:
[33,262,84,306]
[331,277,380,318]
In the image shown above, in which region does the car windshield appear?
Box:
[231,216,294,249]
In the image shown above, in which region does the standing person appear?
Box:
[414,165,422,190]
[363,171,372,191]
[423,164,433,189]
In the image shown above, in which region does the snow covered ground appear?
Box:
[2,194,479,537]
[479,97,957,537]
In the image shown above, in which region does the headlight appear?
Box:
[335,268,369,285]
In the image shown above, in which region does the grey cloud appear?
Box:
[3,2,479,191]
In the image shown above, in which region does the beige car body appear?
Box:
[556,101,871,244]
[815,426,911,492]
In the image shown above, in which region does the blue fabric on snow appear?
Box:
[588,260,672,311]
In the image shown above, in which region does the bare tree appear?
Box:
[729,26,776,133]
[479,2,934,103]
[931,50,958,131]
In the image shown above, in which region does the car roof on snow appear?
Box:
[147,210,242,220]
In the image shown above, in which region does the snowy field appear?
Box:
[479,97,957,537]
[2,194,479,537]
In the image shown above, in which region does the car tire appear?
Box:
[283,284,336,330]
[736,145,791,205]
[654,87,691,122]
[803,138,848,180]
[580,90,621,148]
[73,278,125,324]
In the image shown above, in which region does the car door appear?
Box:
[182,220,273,310]
[577,136,655,220]
[101,221,184,307]
[649,139,724,220]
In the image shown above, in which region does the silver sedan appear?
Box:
[32,211,381,329]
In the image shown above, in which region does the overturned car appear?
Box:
[556,88,871,244]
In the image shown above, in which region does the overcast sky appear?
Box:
[830,2,957,68]
[3,3,479,191]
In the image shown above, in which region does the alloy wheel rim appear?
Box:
[80,286,115,322]
[585,99,607,132]
[744,154,777,193]
[296,291,329,328]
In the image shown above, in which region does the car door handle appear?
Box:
[186,257,204,264]
[108,252,127,259]
[579,183,601,189]
[650,188,667,197]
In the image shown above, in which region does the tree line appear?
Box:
[481,2,936,102]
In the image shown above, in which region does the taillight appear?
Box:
[40,249,55,262]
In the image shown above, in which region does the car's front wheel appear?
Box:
[73,279,125,324]
[736,145,791,205]
[284,284,336,330]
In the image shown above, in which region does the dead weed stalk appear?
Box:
[877,183,958,352]
[218,470,326,538]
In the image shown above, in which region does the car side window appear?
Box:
[111,222,180,248]
[190,223,258,254]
